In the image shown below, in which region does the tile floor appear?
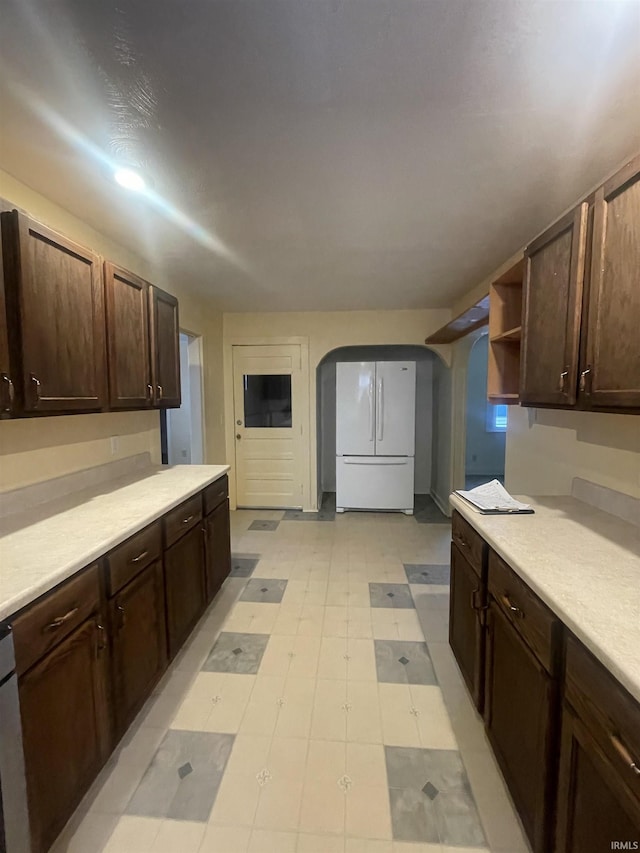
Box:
[51,505,531,853]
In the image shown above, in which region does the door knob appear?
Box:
[236,434,242,440]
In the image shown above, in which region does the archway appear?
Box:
[316,344,452,519]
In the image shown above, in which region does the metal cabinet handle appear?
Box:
[30,374,41,406]
[147,383,153,401]
[116,604,126,629]
[129,550,149,564]
[96,622,107,653]
[579,367,591,392]
[611,734,640,776]
[499,593,524,618]
[558,370,568,392]
[157,384,163,401]
[182,514,195,524]
[45,607,79,631]
[1,374,14,411]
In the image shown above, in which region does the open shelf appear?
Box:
[487,259,524,404]
[490,325,521,343]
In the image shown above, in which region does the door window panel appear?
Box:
[243,374,292,427]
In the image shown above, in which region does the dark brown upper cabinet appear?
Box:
[149,285,181,408]
[104,262,153,408]
[520,204,589,407]
[0,215,14,415]
[581,157,640,409]
[0,210,107,414]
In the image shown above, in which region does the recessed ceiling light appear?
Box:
[114,167,145,192]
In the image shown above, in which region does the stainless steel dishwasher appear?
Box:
[0,625,31,853]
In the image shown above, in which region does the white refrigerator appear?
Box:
[336,361,416,513]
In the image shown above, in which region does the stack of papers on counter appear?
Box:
[455,480,534,514]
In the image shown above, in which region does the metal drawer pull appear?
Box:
[579,367,591,392]
[458,535,469,549]
[147,383,153,400]
[129,550,149,564]
[611,734,640,776]
[499,593,524,618]
[182,514,195,524]
[45,607,79,630]
[157,384,164,401]
[97,623,107,652]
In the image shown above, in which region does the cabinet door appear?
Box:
[205,499,231,601]
[104,262,152,409]
[1,211,107,413]
[484,601,557,853]
[19,617,109,853]
[0,210,15,415]
[582,158,640,409]
[149,285,180,408]
[520,204,588,407]
[555,703,640,853]
[164,525,206,658]
[110,559,167,735]
[449,542,485,712]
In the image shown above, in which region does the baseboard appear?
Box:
[430,489,452,518]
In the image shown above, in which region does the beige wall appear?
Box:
[0,170,226,492]
[505,406,640,499]
[223,309,453,510]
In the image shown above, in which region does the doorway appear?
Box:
[232,343,307,509]
[163,332,205,465]
[316,344,451,520]
[464,334,506,489]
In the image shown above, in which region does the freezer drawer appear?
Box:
[336,456,414,512]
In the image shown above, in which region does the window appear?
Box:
[243,374,292,427]
[486,403,508,432]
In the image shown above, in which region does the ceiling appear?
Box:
[1,1,639,312]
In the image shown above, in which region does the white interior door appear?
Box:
[336,362,375,456]
[233,344,305,508]
[375,361,416,456]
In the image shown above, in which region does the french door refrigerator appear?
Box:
[336,361,416,513]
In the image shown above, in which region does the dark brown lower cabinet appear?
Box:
[19,617,110,853]
[484,601,557,853]
[205,499,231,601]
[449,542,485,711]
[164,525,206,658]
[555,704,640,852]
[109,559,167,736]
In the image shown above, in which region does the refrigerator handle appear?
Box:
[369,376,375,442]
[377,377,384,441]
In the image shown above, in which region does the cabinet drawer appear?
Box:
[163,493,203,548]
[106,522,161,596]
[564,634,640,804]
[204,475,229,516]
[11,564,101,676]
[452,511,486,577]
[488,550,559,675]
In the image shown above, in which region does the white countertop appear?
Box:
[449,493,640,704]
[0,465,229,622]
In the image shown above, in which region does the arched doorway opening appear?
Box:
[316,344,452,520]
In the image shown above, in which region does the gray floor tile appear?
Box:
[414,496,450,525]
[404,564,450,585]
[201,631,270,674]
[375,639,437,685]
[282,509,335,521]
[385,746,486,847]
[248,520,279,531]
[127,730,234,822]
[240,578,288,603]
[230,554,261,577]
[369,583,415,609]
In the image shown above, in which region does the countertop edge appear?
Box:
[449,493,640,706]
[0,465,230,622]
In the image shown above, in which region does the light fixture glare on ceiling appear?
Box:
[114,167,145,192]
